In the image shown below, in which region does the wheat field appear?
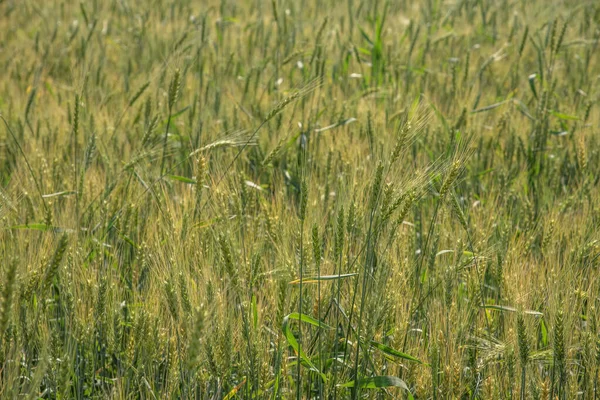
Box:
[1,0,599,398]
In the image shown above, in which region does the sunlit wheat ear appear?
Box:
[264,78,322,123]
[381,189,405,224]
[552,307,565,397]
[189,129,257,155]
[141,115,159,147]
[577,136,587,172]
[168,69,181,112]
[368,162,385,212]
[390,103,432,166]
[439,160,461,201]
[450,192,468,231]
[195,155,206,198]
[389,122,411,166]
[437,137,474,200]
[380,182,394,211]
[392,189,416,229]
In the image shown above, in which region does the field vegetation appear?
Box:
[1,0,600,398]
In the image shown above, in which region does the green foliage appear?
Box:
[0,0,599,398]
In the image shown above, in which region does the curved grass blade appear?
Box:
[282,315,327,381]
[370,340,426,365]
[482,305,543,316]
[42,190,77,198]
[289,273,358,284]
[549,110,578,120]
[168,175,196,184]
[286,312,333,330]
[338,375,409,390]
[10,223,52,231]
[223,378,246,400]
[471,100,508,114]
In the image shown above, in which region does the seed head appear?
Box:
[168,69,181,111]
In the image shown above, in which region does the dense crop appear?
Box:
[1,0,600,398]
